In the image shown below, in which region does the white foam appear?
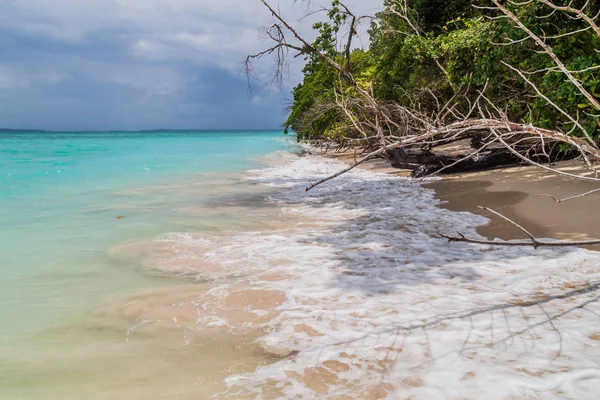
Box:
[158,153,600,399]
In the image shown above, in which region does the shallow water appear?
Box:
[0,131,295,398]
[2,132,600,399]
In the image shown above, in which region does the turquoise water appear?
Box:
[0,131,294,347]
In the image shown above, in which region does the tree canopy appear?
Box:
[284,0,600,144]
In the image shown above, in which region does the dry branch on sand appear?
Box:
[441,207,600,247]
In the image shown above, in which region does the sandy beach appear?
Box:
[5,0,599,397]
[329,150,600,245]
[189,150,600,399]
[425,163,600,244]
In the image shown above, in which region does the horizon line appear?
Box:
[0,128,285,133]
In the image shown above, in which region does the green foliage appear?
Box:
[284,49,373,140]
[284,1,375,140]
[287,0,600,142]
[495,1,600,136]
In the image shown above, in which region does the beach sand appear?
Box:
[218,151,600,399]
[328,150,600,244]
[425,163,600,243]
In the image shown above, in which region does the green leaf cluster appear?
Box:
[286,0,600,142]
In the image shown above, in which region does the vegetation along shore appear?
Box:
[227,2,600,395]
[248,0,600,248]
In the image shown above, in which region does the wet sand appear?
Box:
[118,152,599,399]
[424,163,600,243]
[324,149,600,243]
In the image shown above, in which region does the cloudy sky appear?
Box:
[0,0,378,131]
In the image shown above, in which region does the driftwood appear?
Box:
[386,148,521,178]
[442,207,600,248]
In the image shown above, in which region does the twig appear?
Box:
[488,125,600,183]
[305,147,385,191]
[539,187,600,203]
[493,0,600,111]
[441,206,600,248]
[441,233,600,247]
[477,206,540,247]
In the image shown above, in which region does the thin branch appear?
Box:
[478,206,539,247]
[493,0,600,111]
[538,0,600,38]
[305,147,386,192]
[539,187,600,203]
[441,233,600,247]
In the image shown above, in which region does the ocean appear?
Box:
[1,131,600,399]
[0,131,296,399]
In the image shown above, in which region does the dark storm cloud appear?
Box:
[0,0,376,131]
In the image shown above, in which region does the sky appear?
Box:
[0,0,378,131]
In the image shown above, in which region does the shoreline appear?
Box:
[10,146,600,399]
[223,150,600,398]
[425,163,600,243]
[322,149,600,245]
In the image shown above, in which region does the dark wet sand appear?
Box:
[424,163,600,243]
[324,149,600,243]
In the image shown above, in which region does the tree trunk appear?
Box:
[386,148,521,178]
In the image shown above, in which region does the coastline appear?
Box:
[323,149,600,245]
[425,163,600,243]
[208,149,600,399]
[8,144,600,399]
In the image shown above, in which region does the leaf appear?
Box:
[577,103,589,109]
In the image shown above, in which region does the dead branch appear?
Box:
[441,233,600,247]
[493,0,600,112]
[440,206,600,248]
[539,187,600,203]
[537,0,600,37]
[252,0,600,219]
[251,0,390,148]
[479,206,539,247]
[305,147,386,191]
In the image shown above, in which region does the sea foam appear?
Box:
[144,153,600,399]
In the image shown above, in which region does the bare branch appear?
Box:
[492,0,600,112]
[441,233,600,247]
[539,187,600,203]
[538,0,600,38]
[478,206,539,247]
[305,147,386,191]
